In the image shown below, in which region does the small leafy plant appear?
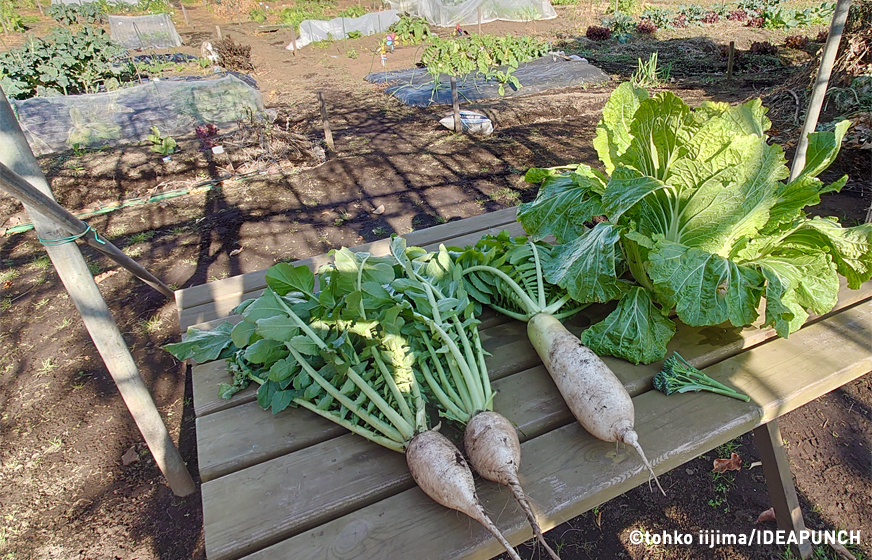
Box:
[195,124,219,149]
[784,34,809,49]
[388,14,431,45]
[603,12,635,41]
[636,19,657,33]
[654,353,750,401]
[148,126,177,156]
[749,40,778,54]
[518,83,870,364]
[630,52,667,87]
[701,10,719,23]
[585,25,612,40]
[337,4,366,18]
[641,7,674,28]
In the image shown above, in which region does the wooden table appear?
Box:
[175,207,872,560]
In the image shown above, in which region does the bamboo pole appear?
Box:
[0,162,174,299]
[179,1,190,27]
[0,90,196,498]
[789,0,852,182]
[289,24,296,56]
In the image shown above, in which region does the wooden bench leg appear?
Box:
[753,419,814,559]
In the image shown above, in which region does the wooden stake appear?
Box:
[477,7,482,34]
[789,0,852,182]
[0,90,195,498]
[180,1,190,27]
[726,41,735,81]
[317,91,335,152]
[35,0,45,17]
[289,24,296,56]
[216,24,222,39]
[451,76,461,133]
[0,163,174,298]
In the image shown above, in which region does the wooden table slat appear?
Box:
[201,299,871,560]
[234,299,872,560]
[193,280,871,476]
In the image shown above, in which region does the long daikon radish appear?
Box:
[528,313,664,495]
[452,234,664,495]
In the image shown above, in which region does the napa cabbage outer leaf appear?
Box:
[519,83,869,364]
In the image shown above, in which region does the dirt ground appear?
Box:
[0,2,870,560]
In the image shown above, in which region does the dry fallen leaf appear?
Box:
[229,247,244,257]
[712,452,742,473]
[372,204,385,215]
[756,507,776,524]
[121,447,140,466]
[94,269,119,284]
[2,280,12,289]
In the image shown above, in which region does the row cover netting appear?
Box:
[11,73,264,156]
[288,10,400,49]
[365,56,609,106]
[108,14,183,49]
[387,0,556,27]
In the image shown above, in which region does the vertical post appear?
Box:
[0,91,196,498]
[35,0,45,17]
[451,76,461,133]
[180,1,190,27]
[477,7,482,33]
[789,0,852,182]
[318,91,335,153]
[289,24,296,56]
[726,41,735,81]
[216,24,222,39]
[753,420,813,559]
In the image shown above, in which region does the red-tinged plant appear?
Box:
[196,124,220,149]
[636,19,656,33]
[672,13,688,27]
[586,25,611,40]
[701,11,719,23]
[728,8,748,21]
[750,40,777,54]
[785,35,809,49]
[746,16,763,27]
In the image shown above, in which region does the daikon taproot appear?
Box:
[453,233,664,495]
[392,238,560,560]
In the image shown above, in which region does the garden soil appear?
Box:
[0,3,870,560]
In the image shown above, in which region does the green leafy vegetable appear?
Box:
[654,352,750,401]
[519,82,871,364]
[163,322,235,362]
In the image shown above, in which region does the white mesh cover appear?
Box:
[11,74,264,156]
[387,0,556,27]
[109,14,183,49]
[287,9,400,50]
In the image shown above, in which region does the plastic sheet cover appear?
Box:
[109,14,183,49]
[387,0,556,27]
[287,10,400,50]
[11,73,264,156]
[365,56,609,107]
